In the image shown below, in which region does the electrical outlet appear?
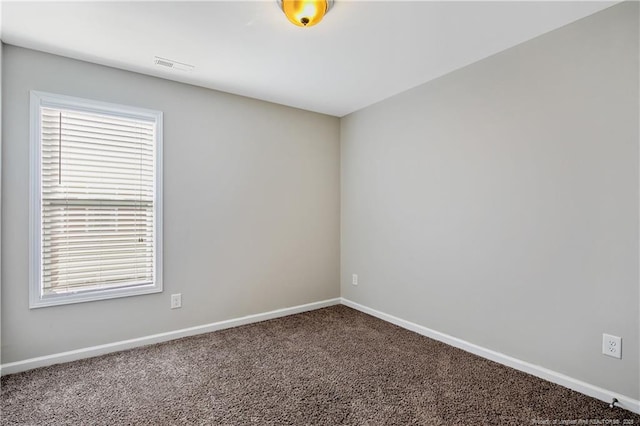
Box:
[171,293,182,309]
[602,333,622,359]
[352,274,358,286]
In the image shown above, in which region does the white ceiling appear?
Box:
[1,1,616,117]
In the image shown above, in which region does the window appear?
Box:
[30,91,163,308]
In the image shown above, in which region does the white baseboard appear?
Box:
[0,297,341,376]
[340,298,640,415]
[3,296,638,415]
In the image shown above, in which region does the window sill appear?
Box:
[29,282,162,309]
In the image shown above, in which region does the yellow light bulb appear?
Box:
[281,0,329,28]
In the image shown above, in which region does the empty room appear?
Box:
[1,0,638,424]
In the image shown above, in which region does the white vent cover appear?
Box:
[154,56,194,72]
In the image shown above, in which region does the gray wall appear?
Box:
[1,45,340,363]
[0,42,3,350]
[341,2,639,399]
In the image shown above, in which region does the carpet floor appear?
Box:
[1,305,638,425]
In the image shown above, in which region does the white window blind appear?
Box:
[30,92,163,308]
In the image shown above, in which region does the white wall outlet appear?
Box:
[352,274,358,286]
[602,333,622,359]
[171,293,182,309]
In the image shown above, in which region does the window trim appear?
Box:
[29,91,163,308]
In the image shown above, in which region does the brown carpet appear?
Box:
[1,305,638,425]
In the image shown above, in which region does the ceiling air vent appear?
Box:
[154,56,194,72]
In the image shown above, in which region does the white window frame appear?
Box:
[29,91,163,308]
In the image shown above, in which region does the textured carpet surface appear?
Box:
[1,305,638,425]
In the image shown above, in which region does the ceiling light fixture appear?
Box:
[277,0,334,28]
